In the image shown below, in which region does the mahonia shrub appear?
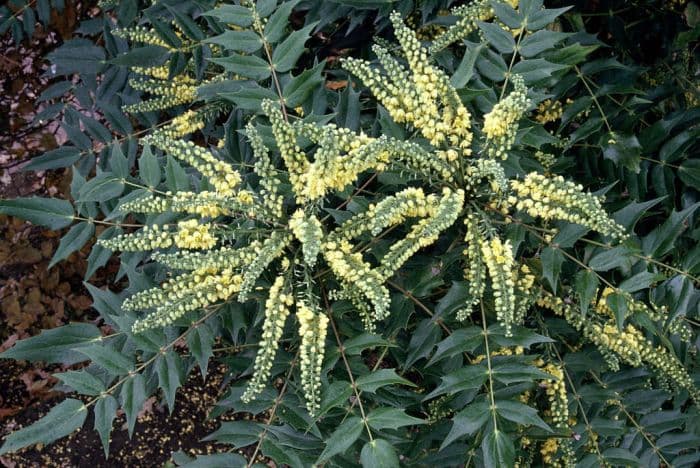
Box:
[1,1,700,466]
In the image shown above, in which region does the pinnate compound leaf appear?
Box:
[0,399,87,455]
[0,197,74,229]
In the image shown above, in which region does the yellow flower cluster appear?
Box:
[429,0,495,53]
[297,304,329,415]
[540,438,559,466]
[482,74,530,159]
[131,268,243,333]
[262,100,309,201]
[131,65,194,83]
[323,238,390,327]
[510,172,627,239]
[113,26,176,50]
[161,110,206,138]
[99,224,174,251]
[124,79,197,114]
[541,363,569,428]
[538,293,700,403]
[535,99,564,124]
[242,275,292,403]
[144,131,242,196]
[481,236,517,336]
[295,123,387,200]
[238,231,292,302]
[377,188,464,279]
[472,345,524,364]
[513,264,536,325]
[174,219,217,250]
[459,214,486,320]
[465,158,509,193]
[152,245,257,271]
[534,150,556,171]
[247,122,284,219]
[119,190,254,219]
[342,13,473,157]
[289,210,324,267]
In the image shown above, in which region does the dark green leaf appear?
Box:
[203,421,261,448]
[541,247,563,293]
[482,429,515,467]
[204,5,254,27]
[575,269,598,316]
[94,395,118,458]
[588,246,632,272]
[366,408,426,431]
[526,6,572,30]
[187,323,214,378]
[343,333,395,355]
[50,222,95,268]
[360,439,400,468]
[442,402,490,449]
[0,399,87,455]
[424,365,487,399]
[209,54,271,80]
[495,400,551,431]
[139,145,160,188]
[47,39,105,75]
[272,23,317,72]
[111,46,169,67]
[264,0,300,43]
[79,344,133,375]
[405,319,441,369]
[426,327,482,365]
[203,30,262,53]
[0,197,74,229]
[78,173,125,202]
[0,323,101,365]
[478,21,515,54]
[642,203,700,257]
[603,133,642,173]
[121,373,146,437]
[55,370,105,396]
[356,369,416,393]
[156,351,183,412]
[491,1,523,29]
[165,155,190,192]
[317,416,364,462]
[679,159,700,189]
[519,29,569,57]
[283,61,325,107]
[23,146,82,171]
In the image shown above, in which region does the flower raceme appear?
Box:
[96,9,668,417]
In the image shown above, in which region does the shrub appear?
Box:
[1,1,699,466]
